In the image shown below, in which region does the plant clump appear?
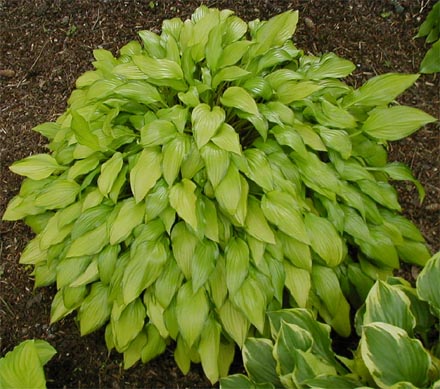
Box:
[3,6,437,384]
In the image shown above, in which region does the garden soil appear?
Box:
[0,0,439,387]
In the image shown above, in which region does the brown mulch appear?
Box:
[0,1,438,387]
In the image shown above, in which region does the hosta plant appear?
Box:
[3,6,437,383]
[0,339,56,389]
[416,0,440,74]
[221,252,440,389]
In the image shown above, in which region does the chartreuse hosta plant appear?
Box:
[221,252,440,389]
[0,340,56,389]
[3,6,437,383]
[416,0,440,74]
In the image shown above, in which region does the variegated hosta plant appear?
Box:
[3,6,437,383]
[221,252,440,389]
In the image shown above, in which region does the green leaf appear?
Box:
[122,240,167,305]
[176,281,209,348]
[130,148,162,203]
[304,213,344,267]
[169,178,198,231]
[284,262,311,308]
[123,330,147,369]
[343,73,419,106]
[192,104,226,149]
[35,179,80,210]
[98,152,124,196]
[215,164,242,216]
[71,111,102,151]
[10,154,62,180]
[211,123,241,155]
[317,126,352,159]
[140,119,177,147]
[362,106,436,141]
[243,338,280,386]
[78,282,111,335]
[261,191,309,244]
[251,10,299,56]
[232,274,267,333]
[312,265,351,337]
[200,143,230,188]
[243,149,274,191]
[420,39,440,74]
[198,317,222,384]
[109,198,145,245]
[225,237,249,296]
[361,322,431,388]
[218,299,250,348]
[302,52,355,79]
[276,81,322,104]
[363,281,416,335]
[112,299,146,352]
[417,252,440,316]
[67,223,108,257]
[218,41,252,68]
[114,81,164,105]
[192,239,218,293]
[132,54,184,80]
[278,232,312,271]
[141,323,167,364]
[245,197,276,244]
[0,340,56,389]
[221,86,259,116]
[162,135,188,186]
[212,66,251,88]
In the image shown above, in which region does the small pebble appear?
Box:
[304,17,315,30]
[0,69,15,78]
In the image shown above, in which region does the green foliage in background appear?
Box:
[416,1,440,73]
[221,252,440,389]
[3,6,437,384]
[0,339,56,389]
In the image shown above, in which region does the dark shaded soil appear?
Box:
[0,0,438,388]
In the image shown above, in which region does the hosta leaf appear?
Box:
[243,338,280,386]
[284,262,311,308]
[114,81,164,105]
[278,232,312,271]
[361,322,431,388]
[378,162,425,201]
[122,240,167,305]
[225,237,249,296]
[357,179,401,211]
[130,147,162,203]
[10,154,62,180]
[51,289,75,323]
[301,52,355,79]
[169,178,198,231]
[171,222,198,279]
[132,54,183,80]
[317,126,352,159]
[191,104,225,149]
[218,299,250,348]
[420,39,440,74]
[67,223,108,257]
[67,154,100,180]
[212,66,250,88]
[0,340,55,389]
[251,10,298,56]
[176,281,209,348]
[154,258,183,309]
[112,299,146,352]
[245,197,276,244]
[192,239,218,293]
[198,317,221,384]
[200,143,230,188]
[220,374,266,389]
[215,164,242,216]
[97,152,124,196]
[243,149,274,191]
[232,275,267,333]
[19,237,47,265]
[218,41,252,68]
[223,15,247,44]
[261,191,309,244]
[140,119,177,147]
[109,198,145,245]
[277,81,322,104]
[417,252,440,316]
[210,123,241,155]
[343,73,419,107]
[363,281,416,335]
[362,106,436,141]
[162,135,187,186]
[123,330,147,369]
[141,323,167,364]
[78,282,111,335]
[220,86,259,116]
[305,213,344,267]
[312,265,351,337]
[35,179,80,210]
[71,111,102,151]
